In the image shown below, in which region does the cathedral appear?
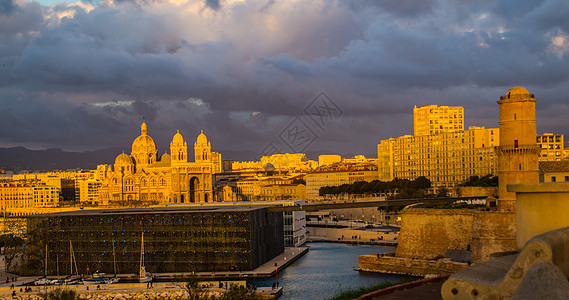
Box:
[98,122,215,205]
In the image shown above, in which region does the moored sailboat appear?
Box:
[139,232,152,283]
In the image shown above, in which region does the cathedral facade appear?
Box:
[98,122,214,205]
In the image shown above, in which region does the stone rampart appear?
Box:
[456,187,498,197]
[471,210,516,263]
[358,254,467,277]
[395,209,475,260]
[394,208,516,263]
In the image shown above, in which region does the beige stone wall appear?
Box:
[456,186,498,197]
[395,208,516,263]
[471,211,516,263]
[395,209,475,260]
[358,254,468,276]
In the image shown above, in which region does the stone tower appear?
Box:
[194,130,211,163]
[170,130,188,165]
[496,86,540,211]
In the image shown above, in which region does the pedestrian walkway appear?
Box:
[0,247,308,296]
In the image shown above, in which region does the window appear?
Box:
[126,179,134,192]
[552,176,557,182]
[565,176,569,182]
[514,140,518,148]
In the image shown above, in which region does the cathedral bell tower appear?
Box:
[170,130,187,166]
[496,87,540,211]
[194,130,211,163]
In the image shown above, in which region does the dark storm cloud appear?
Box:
[1,0,569,156]
[132,100,158,121]
[347,0,438,17]
[204,0,220,10]
[0,0,17,15]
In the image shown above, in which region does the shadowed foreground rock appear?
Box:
[441,227,569,299]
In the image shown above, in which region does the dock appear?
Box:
[0,247,308,297]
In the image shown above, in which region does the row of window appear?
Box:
[550,176,569,182]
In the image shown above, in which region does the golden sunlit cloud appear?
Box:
[547,30,569,57]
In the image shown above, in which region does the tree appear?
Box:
[437,187,449,198]
[411,176,431,190]
[0,234,24,249]
[184,278,209,300]
[220,283,255,300]
[459,174,498,187]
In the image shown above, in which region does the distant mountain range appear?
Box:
[0,147,124,171]
[0,146,371,172]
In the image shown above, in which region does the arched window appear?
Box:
[126,179,134,192]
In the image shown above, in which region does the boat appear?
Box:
[34,275,50,286]
[83,240,122,285]
[64,241,81,285]
[105,274,119,284]
[50,275,72,285]
[106,240,120,284]
[82,276,107,285]
[138,232,153,283]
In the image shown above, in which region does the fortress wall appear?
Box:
[394,208,517,263]
[358,254,468,276]
[395,209,475,260]
[456,186,498,197]
[471,211,516,263]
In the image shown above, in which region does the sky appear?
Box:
[1,0,569,159]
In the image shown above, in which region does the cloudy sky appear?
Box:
[1,0,569,159]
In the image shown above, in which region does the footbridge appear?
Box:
[266,196,487,212]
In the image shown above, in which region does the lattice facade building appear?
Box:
[21,206,284,275]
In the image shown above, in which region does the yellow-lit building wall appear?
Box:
[537,133,564,161]
[79,179,102,204]
[260,184,306,201]
[378,127,499,189]
[318,155,342,166]
[0,181,59,216]
[414,105,464,136]
[306,169,378,200]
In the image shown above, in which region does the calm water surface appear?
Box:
[249,242,413,300]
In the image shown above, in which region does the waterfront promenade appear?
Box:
[0,247,307,297]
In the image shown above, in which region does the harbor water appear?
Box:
[249,242,414,300]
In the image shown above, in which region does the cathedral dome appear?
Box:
[132,121,157,154]
[161,152,171,162]
[196,130,208,145]
[115,152,133,165]
[172,130,185,145]
[132,135,157,152]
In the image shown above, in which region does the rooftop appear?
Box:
[24,204,269,218]
[539,161,569,173]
